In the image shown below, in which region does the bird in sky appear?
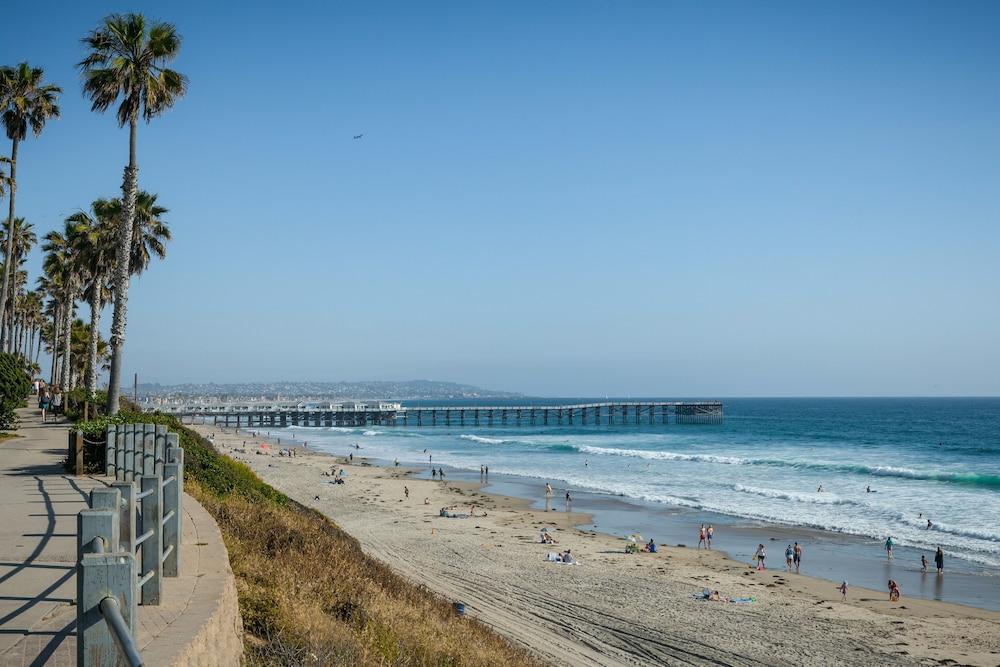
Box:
[353,134,363,139]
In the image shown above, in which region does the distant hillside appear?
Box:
[138,380,523,401]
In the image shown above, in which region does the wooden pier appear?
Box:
[172,401,723,428]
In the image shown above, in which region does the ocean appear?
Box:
[258,397,1000,591]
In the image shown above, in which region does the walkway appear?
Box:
[0,406,243,666]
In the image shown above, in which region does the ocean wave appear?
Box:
[362,430,381,436]
[459,434,509,445]
[895,513,1000,543]
[577,445,749,465]
[732,484,857,506]
[574,446,1000,490]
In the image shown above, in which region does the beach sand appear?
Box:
[194,425,1000,666]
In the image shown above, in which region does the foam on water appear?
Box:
[262,398,1000,570]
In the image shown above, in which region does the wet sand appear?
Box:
[196,425,1000,666]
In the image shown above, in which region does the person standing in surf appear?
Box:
[793,542,802,574]
[935,547,944,574]
[885,535,894,560]
[754,544,766,570]
[707,524,714,549]
[698,524,707,549]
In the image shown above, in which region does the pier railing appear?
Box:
[76,423,185,666]
[174,400,724,428]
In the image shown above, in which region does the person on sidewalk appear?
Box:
[39,386,50,422]
[50,387,63,419]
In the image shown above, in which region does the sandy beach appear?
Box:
[194,424,1000,667]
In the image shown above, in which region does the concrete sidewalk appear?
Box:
[0,406,243,666]
[0,407,102,665]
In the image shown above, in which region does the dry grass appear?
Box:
[189,479,543,666]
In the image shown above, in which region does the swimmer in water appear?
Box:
[817,485,824,492]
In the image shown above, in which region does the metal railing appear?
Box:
[76,423,185,667]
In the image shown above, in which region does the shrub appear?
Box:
[0,353,31,430]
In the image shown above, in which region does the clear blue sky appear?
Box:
[3,1,999,396]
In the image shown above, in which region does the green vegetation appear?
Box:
[0,351,30,429]
[77,410,540,666]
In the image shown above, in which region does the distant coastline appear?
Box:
[137,379,525,401]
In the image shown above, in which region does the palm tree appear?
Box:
[79,14,186,415]
[130,191,170,274]
[1,217,36,351]
[67,199,116,397]
[42,226,77,391]
[0,63,61,352]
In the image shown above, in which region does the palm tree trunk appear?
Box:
[0,138,17,352]
[86,285,102,398]
[60,290,72,390]
[27,326,34,364]
[50,304,61,386]
[15,313,24,358]
[106,118,138,415]
[35,323,42,366]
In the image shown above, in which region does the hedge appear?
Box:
[0,353,31,430]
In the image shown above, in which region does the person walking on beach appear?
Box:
[707,524,714,549]
[785,545,794,571]
[935,547,944,574]
[921,554,928,572]
[754,544,766,570]
[432,468,437,478]
[485,465,489,477]
[565,491,572,512]
[837,580,848,601]
[698,525,707,549]
[793,542,802,574]
[885,535,894,560]
[438,467,445,480]
[404,486,409,499]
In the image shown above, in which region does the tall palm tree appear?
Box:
[0,63,61,352]
[1,217,36,350]
[67,199,116,397]
[42,226,77,390]
[79,14,186,415]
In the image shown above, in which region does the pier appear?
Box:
[167,401,723,428]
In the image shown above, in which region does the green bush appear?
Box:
[64,388,109,422]
[0,353,31,430]
[77,409,287,505]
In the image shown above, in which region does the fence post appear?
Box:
[162,446,184,577]
[105,425,116,477]
[123,424,134,482]
[115,425,125,481]
[77,508,119,569]
[139,475,163,605]
[155,425,167,477]
[143,424,155,476]
[132,425,144,482]
[164,433,178,478]
[111,481,137,556]
[77,549,136,667]
[74,430,85,476]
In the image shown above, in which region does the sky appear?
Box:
[2,0,999,397]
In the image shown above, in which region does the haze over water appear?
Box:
[267,398,1000,572]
